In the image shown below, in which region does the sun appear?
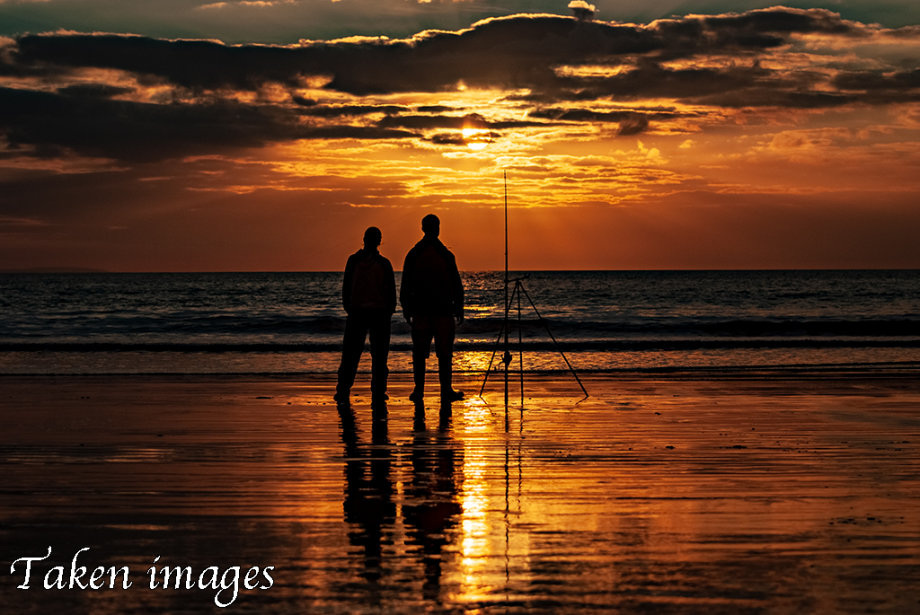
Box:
[461,114,492,151]
[462,127,489,150]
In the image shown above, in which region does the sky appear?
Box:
[1,0,919,271]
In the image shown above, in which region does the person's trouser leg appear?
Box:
[438,360,452,399]
[336,314,366,398]
[368,311,391,400]
[410,315,433,401]
[412,358,425,400]
[433,316,456,399]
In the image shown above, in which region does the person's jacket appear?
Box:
[342,248,396,314]
[400,237,464,319]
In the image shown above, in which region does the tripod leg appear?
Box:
[504,284,513,410]
[519,284,589,399]
[478,326,506,397]
[517,281,524,408]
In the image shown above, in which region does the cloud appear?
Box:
[0,86,417,162]
[297,104,409,117]
[56,83,135,98]
[833,68,920,98]
[198,0,298,9]
[568,1,595,22]
[14,33,310,91]
[1,7,918,165]
[11,8,870,96]
[2,6,920,272]
[530,105,690,136]
[616,115,648,136]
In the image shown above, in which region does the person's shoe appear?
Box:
[409,388,423,403]
[442,389,464,403]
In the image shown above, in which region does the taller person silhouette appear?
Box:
[400,214,465,406]
[335,226,396,408]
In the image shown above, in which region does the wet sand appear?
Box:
[1,372,919,613]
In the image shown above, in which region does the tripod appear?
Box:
[478,276,589,407]
[478,171,588,408]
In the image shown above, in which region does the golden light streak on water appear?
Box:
[455,395,511,604]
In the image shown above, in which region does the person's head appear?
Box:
[363,226,382,249]
[421,214,440,238]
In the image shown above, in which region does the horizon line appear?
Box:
[4,267,920,275]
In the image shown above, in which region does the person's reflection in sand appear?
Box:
[404,405,463,602]
[338,404,395,585]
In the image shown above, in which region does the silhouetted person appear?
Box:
[400,214,464,406]
[335,226,396,407]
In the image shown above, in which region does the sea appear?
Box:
[1,270,918,375]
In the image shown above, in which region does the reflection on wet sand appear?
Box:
[338,401,463,606]
[338,404,396,585]
[404,406,462,602]
[2,375,919,613]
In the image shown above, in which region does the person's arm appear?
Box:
[450,253,464,324]
[342,254,354,314]
[384,257,397,315]
[399,251,413,323]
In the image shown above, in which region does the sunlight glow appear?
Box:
[457,397,502,602]
[462,113,492,151]
[463,127,489,151]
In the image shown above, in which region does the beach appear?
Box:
[2,371,918,613]
[3,0,920,610]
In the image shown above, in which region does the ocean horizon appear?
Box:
[2,269,919,376]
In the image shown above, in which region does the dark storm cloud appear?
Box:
[297,104,409,117]
[530,106,689,135]
[694,87,856,109]
[11,8,867,95]
[0,86,278,161]
[552,62,774,101]
[0,86,416,162]
[376,114,545,130]
[377,115,470,130]
[833,68,920,100]
[301,125,416,140]
[1,8,917,163]
[416,105,455,113]
[430,133,467,146]
[702,7,857,35]
[0,36,58,78]
[555,61,888,108]
[13,33,308,91]
[531,107,687,122]
[56,83,135,98]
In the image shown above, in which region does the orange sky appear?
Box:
[1,7,919,270]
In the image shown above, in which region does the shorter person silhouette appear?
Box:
[335,226,396,407]
[400,214,464,406]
